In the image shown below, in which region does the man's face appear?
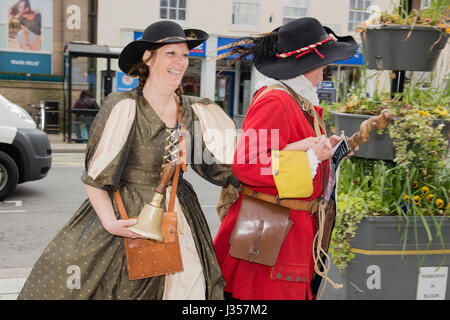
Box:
[303,65,327,87]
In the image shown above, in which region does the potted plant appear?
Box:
[318,2,449,299]
[319,105,450,300]
[359,0,449,71]
[326,77,450,160]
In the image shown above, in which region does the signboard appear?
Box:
[0,51,51,73]
[317,90,336,104]
[189,42,206,57]
[0,0,53,73]
[116,71,138,92]
[317,81,336,103]
[133,31,206,57]
[333,46,365,66]
[217,37,252,60]
[416,267,448,300]
[134,31,143,41]
[317,81,335,90]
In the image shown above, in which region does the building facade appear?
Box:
[95,0,396,127]
[0,0,447,133]
[0,0,96,126]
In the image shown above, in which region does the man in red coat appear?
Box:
[213,17,358,300]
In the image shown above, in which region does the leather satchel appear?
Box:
[229,195,293,266]
[114,187,183,280]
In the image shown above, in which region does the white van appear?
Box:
[0,94,52,200]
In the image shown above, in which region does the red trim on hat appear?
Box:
[276,34,337,60]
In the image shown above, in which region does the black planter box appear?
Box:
[361,25,448,71]
[330,111,450,161]
[319,216,450,300]
[330,111,395,160]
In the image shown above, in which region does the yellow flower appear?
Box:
[433,107,448,117]
[412,181,419,188]
[346,100,358,108]
[414,195,421,205]
[435,199,444,209]
[426,194,434,203]
[403,195,410,201]
[418,110,431,117]
[421,186,430,195]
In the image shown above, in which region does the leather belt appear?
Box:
[240,184,320,213]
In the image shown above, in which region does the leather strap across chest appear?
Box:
[240,184,320,213]
[244,83,328,207]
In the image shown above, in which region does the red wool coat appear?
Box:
[213,87,329,300]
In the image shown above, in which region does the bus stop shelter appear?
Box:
[63,42,122,143]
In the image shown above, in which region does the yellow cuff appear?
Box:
[271,150,313,198]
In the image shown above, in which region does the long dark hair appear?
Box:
[128,45,184,97]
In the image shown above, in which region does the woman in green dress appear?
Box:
[18,20,238,300]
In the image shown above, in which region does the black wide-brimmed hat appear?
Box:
[119,20,208,75]
[255,17,358,79]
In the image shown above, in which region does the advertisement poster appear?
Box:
[5,0,49,52]
[0,0,52,73]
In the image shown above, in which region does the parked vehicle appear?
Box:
[0,94,52,200]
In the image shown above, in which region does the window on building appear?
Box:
[160,0,186,21]
[283,0,309,24]
[348,0,372,32]
[232,0,259,26]
[421,0,432,9]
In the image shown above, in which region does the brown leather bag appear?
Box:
[229,195,293,266]
[114,183,183,280]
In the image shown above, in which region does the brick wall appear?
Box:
[0,80,87,121]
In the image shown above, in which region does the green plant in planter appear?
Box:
[330,110,449,274]
[326,73,449,120]
[357,0,449,31]
[378,0,449,29]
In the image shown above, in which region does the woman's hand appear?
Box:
[103,218,149,239]
[86,185,148,239]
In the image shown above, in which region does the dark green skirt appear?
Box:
[17,179,224,300]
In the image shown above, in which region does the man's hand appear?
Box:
[329,134,359,158]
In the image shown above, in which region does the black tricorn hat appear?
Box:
[119,20,208,75]
[255,17,358,79]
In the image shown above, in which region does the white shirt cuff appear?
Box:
[307,147,320,179]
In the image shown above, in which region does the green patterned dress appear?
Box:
[18,88,237,300]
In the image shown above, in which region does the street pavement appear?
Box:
[0,133,223,299]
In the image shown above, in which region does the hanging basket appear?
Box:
[360,25,448,71]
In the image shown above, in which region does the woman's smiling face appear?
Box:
[145,42,190,90]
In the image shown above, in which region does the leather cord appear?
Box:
[168,96,185,212]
